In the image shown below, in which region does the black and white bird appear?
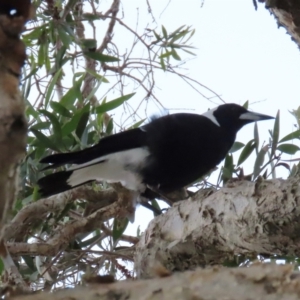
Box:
[38,103,273,199]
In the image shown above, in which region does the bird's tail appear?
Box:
[40,151,90,170]
[37,170,92,197]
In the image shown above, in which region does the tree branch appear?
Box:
[135,178,300,277]
[5,186,135,256]
[3,186,118,241]
[9,263,300,300]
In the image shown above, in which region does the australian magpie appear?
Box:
[38,103,273,199]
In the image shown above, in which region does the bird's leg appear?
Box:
[145,185,173,206]
[146,185,190,206]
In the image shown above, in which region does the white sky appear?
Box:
[118,0,300,233]
[35,0,300,235]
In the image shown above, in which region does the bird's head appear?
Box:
[202,103,274,131]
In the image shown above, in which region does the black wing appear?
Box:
[40,127,147,169]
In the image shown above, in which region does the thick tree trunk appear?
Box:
[0,0,30,288]
[135,178,300,278]
[9,264,300,300]
[261,0,300,48]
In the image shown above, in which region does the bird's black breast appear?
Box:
[141,113,236,192]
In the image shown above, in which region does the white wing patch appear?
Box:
[67,147,149,192]
[202,107,220,127]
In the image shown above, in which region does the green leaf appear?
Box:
[35,145,47,161]
[128,119,146,130]
[105,117,114,135]
[170,26,187,42]
[54,45,67,70]
[271,110,280,156]
[45,69,63,108]
[61,135,76,149]
[26,104,40,120]
[81,39,97,49]
[60,74,85,109]
[62,117,80,137]
[222,154,234,182]
[60,86,78,109]
[170,43,185,49]
[14,198,23,212]
[37,43,45,67]
[95,93,135,114]
[82,13,101,21]
[237,139,255,166]
[229,141,244,153]
[55,203,74,223]
[28,188,36,202]
[22,26,43,41]
[253,145,268,178]
[39,109,62,140]
[277,144,300,155]
[185,27,195,43]
[171,48,181,60]
[44,40,51,72]
[289,107,300,128]
[254,122,259,154]
[160,51,172,59]
[151,199,161,217]
[170,25,185,36]
[279,129,300,143]
[112,218,129,244]
[84,51,120,62]
[22,62,34,98]
[162,25,168,39]
[0,258,3,275]
[87,130,97,145]
[76,107,90,139]
[181,48,197,56]
[30,121,51,131]
[242,100,249,109]
[160,56,166,71]
[57,25,72,47]
[85,79,102,102]
[77,233,102,248]
[31,129,58,151]
[290,164,298,177]
[62,104,90,136]
[86,69,109,83]
[22,255,36,271]
[153,30,161,41]
[50,101,72,118]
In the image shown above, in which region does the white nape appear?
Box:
[202,107,220,127]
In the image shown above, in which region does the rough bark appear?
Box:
[0,0,30,288]
[135,178,300,278]
[2,186,118,242]
[0,2,28,234]
[261,0,300,48]
[8,264,300,300]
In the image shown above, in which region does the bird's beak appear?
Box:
[239,111,274,122]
